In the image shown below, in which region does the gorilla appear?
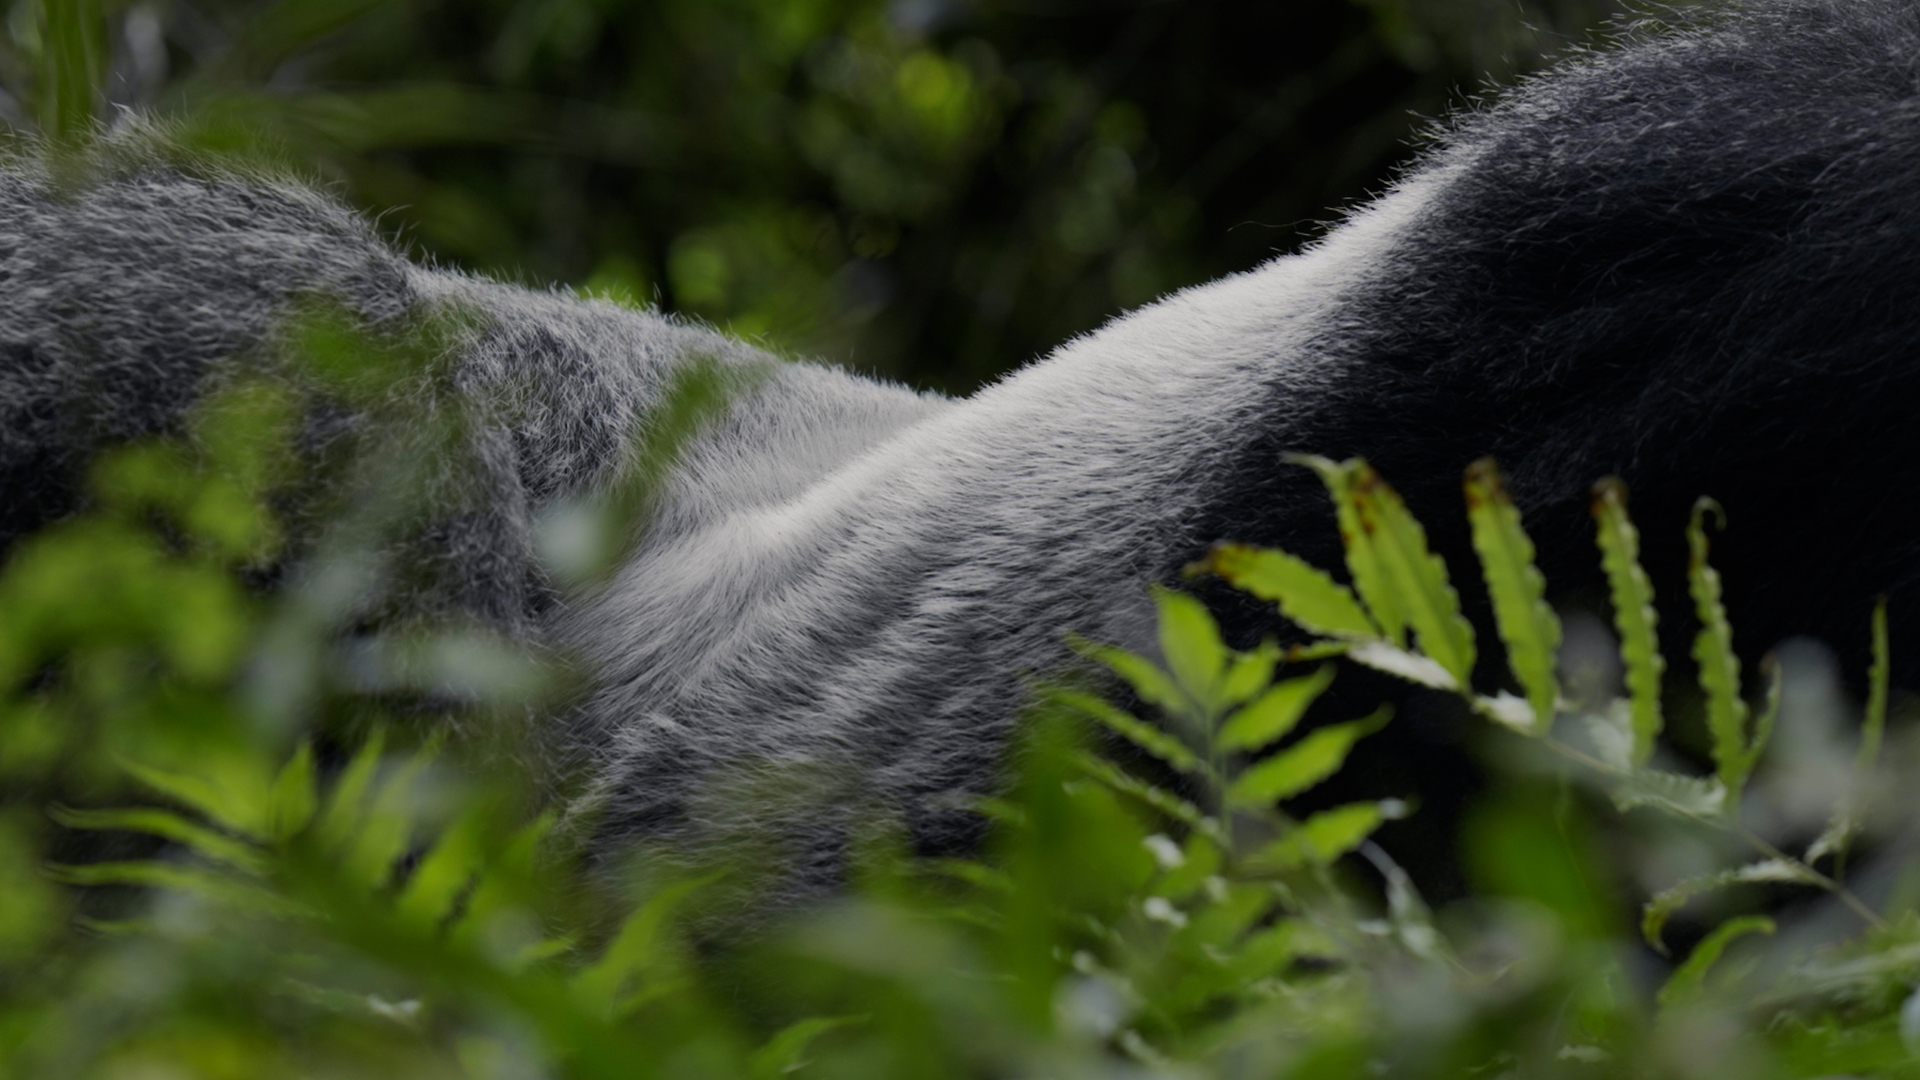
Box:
[4,0,1919,892]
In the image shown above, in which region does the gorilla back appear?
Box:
[5,0,1920,895]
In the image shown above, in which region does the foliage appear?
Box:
[8,350,1920,1079]
[7,4,1920,1079]
[0,0,1629,391]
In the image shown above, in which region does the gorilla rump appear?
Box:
[4,0,1918,894]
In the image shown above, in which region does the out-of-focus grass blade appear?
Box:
[49,860,294,914]
[1658,915,1774,1006]
[50,806,263,873]
[1074,752,1213,836]
[226,0,390,76]
[571,876,708,1017]
[1641,858,1806,955]
[749,1016,865,1080]
[1351,461,1476,687]
[41,0,104,143]
[316,728,386,852]
[1216,665,1336,752]
[1810,601,1890,870]
[1688,499,1752,796]
[118,754,271,840]
[343,746,436,891]
[268,744,318,843]
[1194,543,1378,640]
[453,811,557,950]
[1289,455,1406,647]
[396,804,492,930]
[1862,597,1890,773]
[1592,478,1664,765]
[1224,708,1389,809]
[1750,654,1780,784]
[1464,458,1560,732]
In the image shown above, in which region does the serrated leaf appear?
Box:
[1688,499,1752,796]
[1248,802,1386,871]
[118,754,272,840]
[1642,859,1807,954]
[1610,769,1728,819]
[48,860,296,914]
[1806,812,1859,869]
[1071,639,1186,717]
[1217,665,1335,752]
[1592,478,1664,765]
[1197,542,1377,640]
[397,803,492,929]
[1464,458,1560,733]
[572,875,709,1015]
[1225,709,1390,809]
[1475,691,1536,733]
[1152,830,1224,901]
[1659,915,1775,1006]
[451,812,560,960]
[1351,460,1476,687]
[268,744,318,843]
[1347,641,1456,690]
[50,806,263,872]
[343,747,436,891]
[1219,639,1282,707]
[1153,587,1228,716]
[1054,689,1199,774]
[1289,454,1406,647]
[317,728,387,852]
[1218,921,1306,984]
[1583,701,1636,772]
[1073,752,1213,836]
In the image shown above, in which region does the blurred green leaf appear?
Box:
[50,805,263,872]
[1248,802,1386,871]
[1642,860,1808,955]
[749,1016,864,1080]
[1055,688,1199,774]
[1659,915,1774,1006]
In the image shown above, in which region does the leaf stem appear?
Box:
[1536,734,1887,932]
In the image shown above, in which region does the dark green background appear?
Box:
[5,0,1627,392]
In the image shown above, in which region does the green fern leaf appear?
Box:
[1592,478,1664,765]
[1464,458,1560,733]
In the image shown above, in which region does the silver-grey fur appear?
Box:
[9,0,1920,894]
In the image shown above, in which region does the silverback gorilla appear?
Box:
[4,0,1918,893]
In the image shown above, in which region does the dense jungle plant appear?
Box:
[5,351,1920,1077]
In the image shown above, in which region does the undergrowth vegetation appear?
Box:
[5,323,1920,1078]
[7,7,1920,1079]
